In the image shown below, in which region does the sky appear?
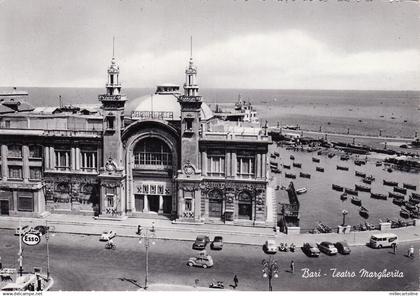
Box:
[0,0,419,90]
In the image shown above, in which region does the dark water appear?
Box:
[272,146,420,231]
[2,87,419,138]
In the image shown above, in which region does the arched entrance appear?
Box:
[238,191,253,220]
[132,137,174,214]
[208,189,223,219]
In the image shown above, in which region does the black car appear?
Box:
[192,235,210,250]
[32,225,50,236]
[334,241,351,255]
[210,236,223,250]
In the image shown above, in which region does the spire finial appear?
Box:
[190,36,193,59]
[112,36,115,57]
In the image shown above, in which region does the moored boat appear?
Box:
[290,155,295,160]
[376,161,382,166]
[274,152,280,157]
[312,157,320,163]
[393,198,405,206]
[355,184,371,192]
[337,165,349,171]
[340,193,348,200]
[328,153,335,158]
[345,188,358,196]
[283,164,291,169]
[411,192,420,199]
[387,168,393,173]
[393,187,407,195]
[400,208,410,218]
[354,159,366,166]
[355,171,366,178]
[410,210,420,219]
[292,162,302,168]
[359,206,369,217]
[340,154,350,161]
[404,202,417,211]
[389,192,405,199]
[351,196,362,206]
[362,178,372,185]
[383,180,398,187]
[403,183,417,191]
[316,167,324,172]
[365,175,375,182]
[409,196,420,204]
[332,184,344,192]
[370,193,387,200]
[296,188,307,194]
[285,173,296,179]
[299,172,311,179]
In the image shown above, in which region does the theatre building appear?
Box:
[0,54,275,226]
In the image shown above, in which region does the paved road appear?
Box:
[0,230,418,291]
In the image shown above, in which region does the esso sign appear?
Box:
[22,233,41,246]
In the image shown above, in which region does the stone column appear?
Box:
[49,147,55,169]
[143,195,149,213]
[159,195,164,213]
[225,151,230,177]
[178,187,184,218]
[75,147,80,170]
[256,153,261,179]
[201,151,207,176]
[1,145,8,180]
[71,148,76,171]
[44,146,50,169]
[262,153,267,179]
[22,145,29,182]
[194,189,201,221]
[231,151,237,177]
[92,153,96,171]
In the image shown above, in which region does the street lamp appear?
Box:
[138,226,156,290]
[44,220,55,280]
[342,209,348,227]
[261,256,279,291]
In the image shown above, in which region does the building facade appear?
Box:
[0,54,273,226]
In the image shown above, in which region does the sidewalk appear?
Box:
[0,213,419,247]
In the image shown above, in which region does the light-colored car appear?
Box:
[317,241,338,255]
[100,230,116,241]
[302,243,320,257]
[15,225,31,236]
[187,254,214,268]
[263,240,277,254]
[210,236,223,250]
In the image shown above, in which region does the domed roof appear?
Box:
[126,85,213,121]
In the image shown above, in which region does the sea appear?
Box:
[2,87,419,229]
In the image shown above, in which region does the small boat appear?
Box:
[410,210,420,219]
[317,151,323,156]
[387,168,393,173]
[359,206,369,217]
[400,208,410,218]
[393,198,405,206]
[393,187,407,195]
[285,173,296,179]
[345,188,359,196]
[355,171,366,178]
[404,202,417,211]
[292,162,302,168]
[389,192,405,199]
[340,155,350,161]
[328,153,335,158]
[403,183,417,191]
[351,196,362,206]
[409,196,420,204]
[290,155,295,160]
[316,167,324,172]
[332,184,344,192]
[411,192,420,199]
[312,157,320,163]
[299,172,311,179]
[365,175,375,182]
[383,180,398,187]
[296,188,307,195]
[283,164,291,169]
[340,193,348,200]
[370,193,387,200]
[271,168,281,174]
[274,152,280,157]
[355,184,371,192]
[362,178,372,185]
[376,161,382,167]
[270,153,277,158]
[337,165,349,171]
[354,159,366,166]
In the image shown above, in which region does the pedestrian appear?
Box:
[0,256,2,270]
[392,243,397,255]
[233,274,238,289]
[290,260,295,274]
[408,246,414,259]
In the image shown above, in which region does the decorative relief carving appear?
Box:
[182,160,196,175]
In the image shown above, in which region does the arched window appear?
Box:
[133,138,172,167]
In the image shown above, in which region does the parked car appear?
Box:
[335,241,351,255]
[263,240,277,254]
[369,233,398,249]
[187,253,214,268]
[100,230,116,241]
[302,243,320,257]
[210,236,223,250]
[15,225,31,236]
[317,241,338,255]
[31,225,50,236]
[192,235,210,250]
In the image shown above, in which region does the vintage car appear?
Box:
[302,243,320,257]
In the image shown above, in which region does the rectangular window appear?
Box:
[158,185,164,195]
[8,166,22,180]
[29,145,42,158]
[106,117,114,130]
[55,150,71,171]
[237,154,255,178]
[17,191,34,212]
[81,151,97,171]
[7,145,22,158]
[207,152,225,177]
[185,199,192,211]
[29,167,42,180]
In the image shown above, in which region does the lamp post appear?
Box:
[45,220,54,280]
[138,226,156,290]
[342,209,348,227]
[261,256,279,291]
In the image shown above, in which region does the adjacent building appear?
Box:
[0,54,274,226]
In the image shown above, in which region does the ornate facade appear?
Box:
[0,53,273,226]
